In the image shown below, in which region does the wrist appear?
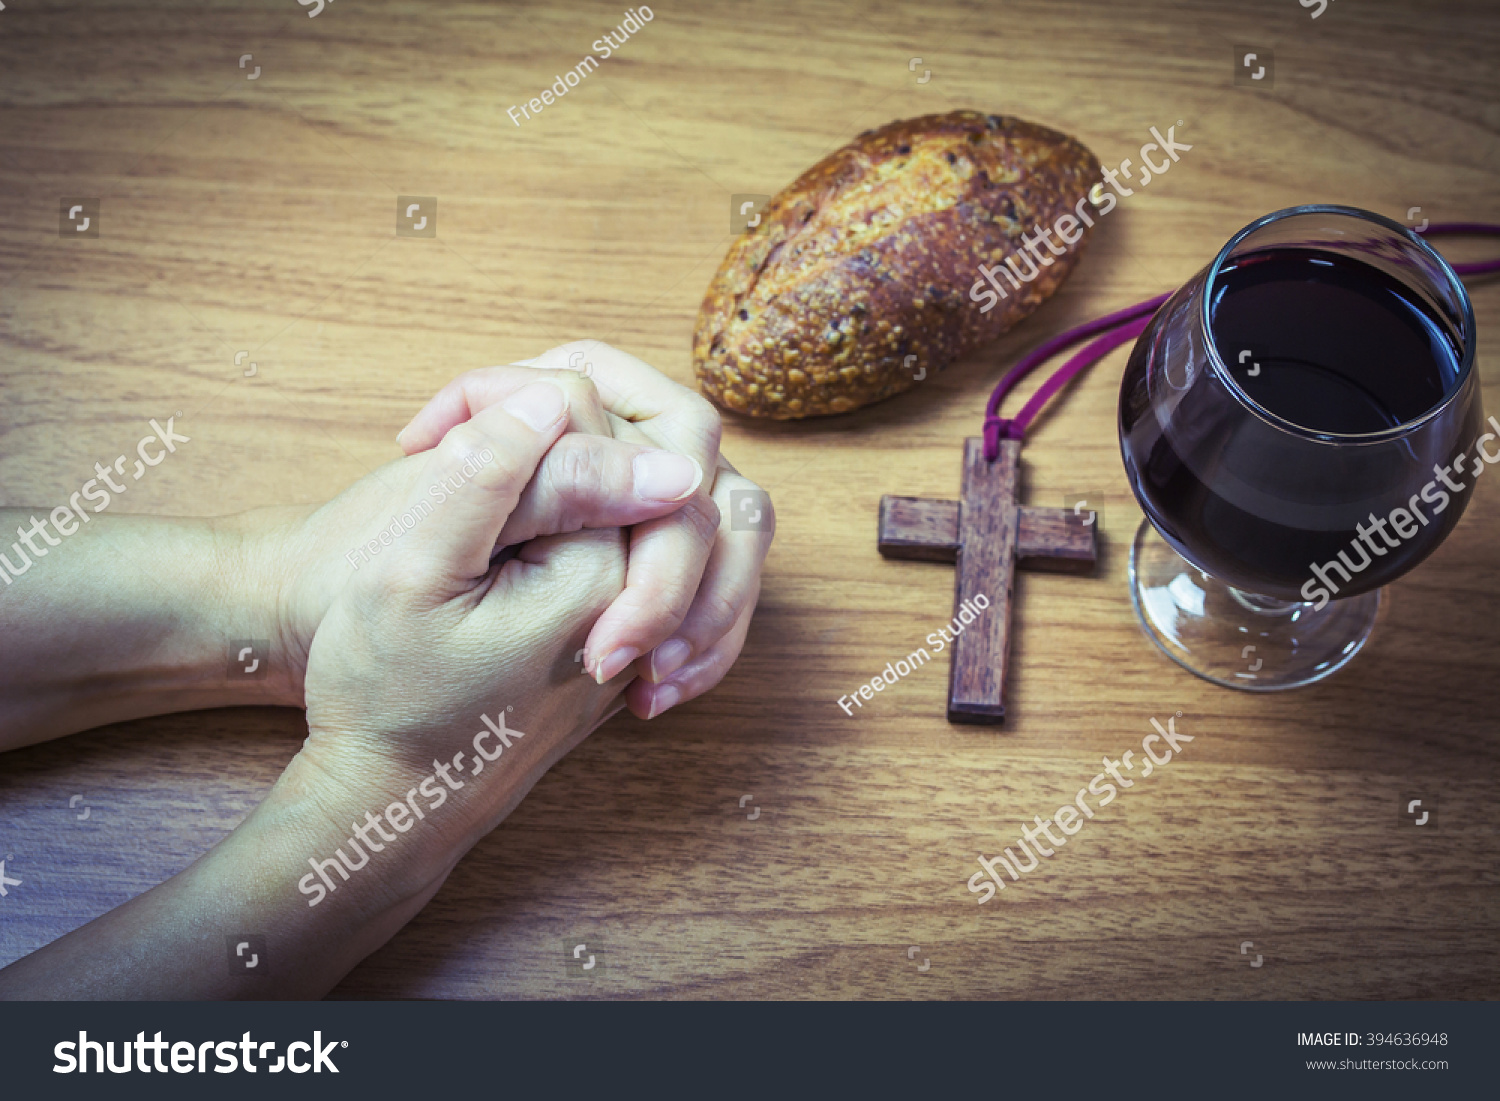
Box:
[214,505,316,709]
[267,744,474,913]
[287,688,623,910]
[166,751,458,996]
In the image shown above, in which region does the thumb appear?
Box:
[390,379,570,586]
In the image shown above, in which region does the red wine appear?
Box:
[1210,248,1463,434]
[1120,247,1479,600]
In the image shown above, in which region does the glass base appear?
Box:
[1127,520,1381,691]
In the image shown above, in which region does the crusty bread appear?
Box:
[695,111,1101,418]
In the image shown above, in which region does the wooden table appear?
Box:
[2,0,1497,1000]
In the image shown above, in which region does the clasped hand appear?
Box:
[0,342,771,999]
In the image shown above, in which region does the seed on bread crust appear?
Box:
[694,110,1102,419]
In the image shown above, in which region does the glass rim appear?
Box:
[1199,203,1477,445]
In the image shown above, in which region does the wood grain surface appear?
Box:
[2,0,1498,1000]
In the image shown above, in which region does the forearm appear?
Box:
[0,508,303,749]
[0,751,454,1000]
[0,710,607,1000]
[0,657,622,999]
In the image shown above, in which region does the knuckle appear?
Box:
[673,647,734,697]
[470,456,523,495]
[695,588,742,638]
[679,393,724,454]
[552,372,604,413]
[436,427,517,492]
[558,373,603,420]
[437,422,490,465]
[675,494,723,547]
[546,436,612,503]
[684,390,722,427]
[611,583,685,638]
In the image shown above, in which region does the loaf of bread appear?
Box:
[694,111,1102,418]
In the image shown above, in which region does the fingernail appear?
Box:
[632,451,703,502]
[595,646,639,684]
[647,683,682,720]
[503,380,568,432]
[650,638,692,681]
[395,426,409,446]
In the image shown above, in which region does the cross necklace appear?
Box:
[879,437,1098,724]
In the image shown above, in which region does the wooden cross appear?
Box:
[878,438,1097,724]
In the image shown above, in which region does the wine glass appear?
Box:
[1118,205,1484,689]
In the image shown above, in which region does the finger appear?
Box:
[492,528,629,626]
[581,490,721,683]
[484,343,725,684]
[509,353,725,683]
[390,379,570,586]
[497,433,704,547]
[637,461,773,684]
[397,367,612,454]
[516,341,722,460]
[624,595,756,720]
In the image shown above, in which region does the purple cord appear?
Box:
[982,314,1154,458]
[980,222,1500,461]
[1417,223,1500,276]
[981,294,1167,458]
